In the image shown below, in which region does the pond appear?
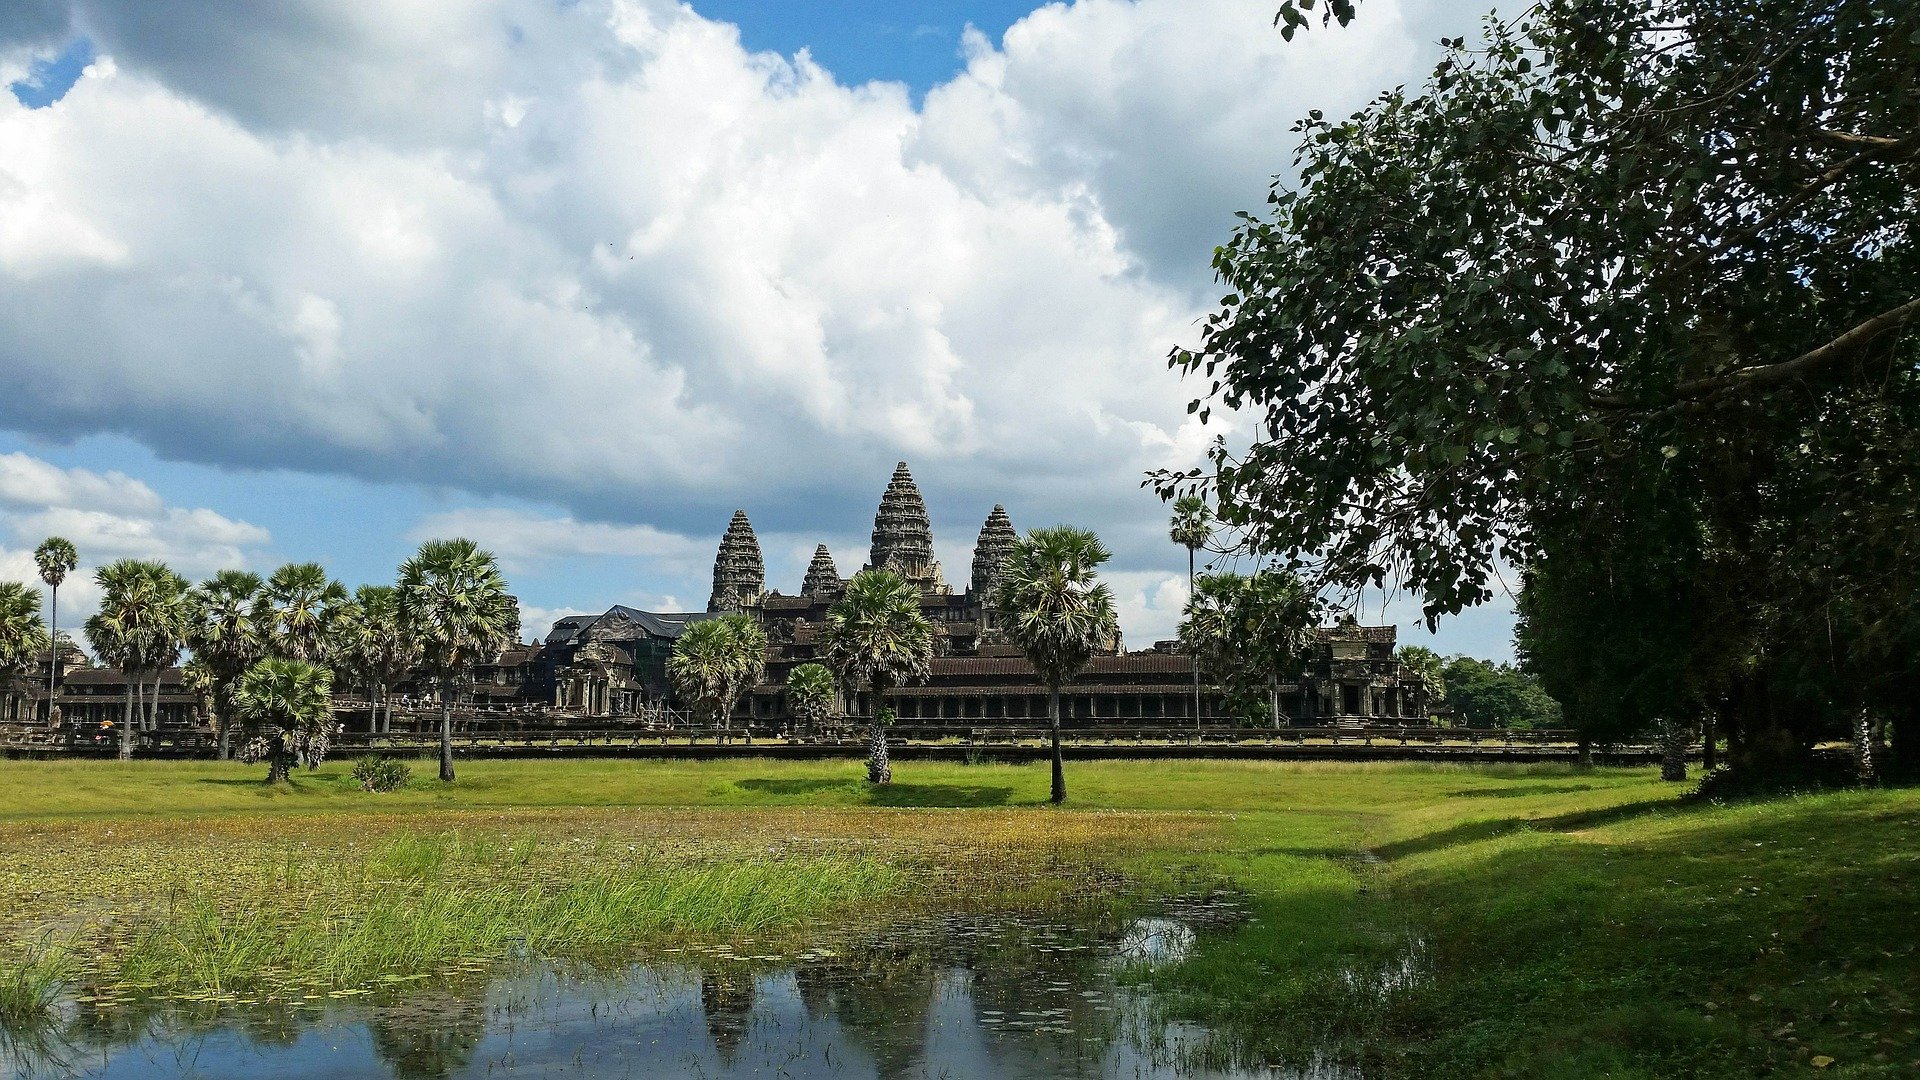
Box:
[1,896,1363,1079]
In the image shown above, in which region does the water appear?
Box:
[2,899,1364,1079]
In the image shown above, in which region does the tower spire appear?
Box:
[969,504,1017,598]
[802,544,842,597]
[865,462,945,591]
[707,509,765,612]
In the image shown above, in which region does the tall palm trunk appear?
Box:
[149,671,163,731]
[1701,715,1717,771]
[267,731,290,783]
[1187,547,1200,732]
[866,681,892,785]
[119,680,134,760]
[1853,710,1877,786]
[1048,685,1066,804]
[46,585,58,728]
[1269,672,1281,730]
[439,690,455,783]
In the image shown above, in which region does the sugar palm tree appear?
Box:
[784,662,836,736]
[85,559,184,759]
[231,657,333,784]
[336,585,419,735]
[1168,497,1211,729]
[262,562,349,666]
[0,583,49,725]
[822,570,933,785]
[396,539,517,783]
[141,567,192,732]
[187,570,267,759]
[667,615,767,737]
[994,526,1119,804]
[32,537,77,727]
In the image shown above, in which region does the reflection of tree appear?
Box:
[699,971,756,1065]
[365,978,489,1080]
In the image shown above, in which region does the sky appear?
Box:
[0,0,1519,659]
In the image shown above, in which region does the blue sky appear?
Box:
[0,0,1515,657]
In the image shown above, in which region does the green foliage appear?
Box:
[395,539,517,695]
[30,537,76,593]
[992,526,1120,691]
[351,754,413,793]
[260,562,349,666]
[1394,646,1445,705]
[823,570,934,706]
[784,662,837,731]
[232,657,335,780]
[1177,569,1319,724]
[667,615,768,727]
[1441,656,1561,731]
[1168,495,1212,553]
[1157,0,1920,778]
[0,583,48,691]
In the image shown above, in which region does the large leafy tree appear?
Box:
[993,527,1119,804]
[823,570,933,786]
[84,560,188,758]
[335,585,419,735]
[1177,569,1319,727]
[186,570,268,760]
[32,537,76,726]
[396,539,517,783]
[667,614,768,735]
[231,657,333,784]
[0,582,48,725]
[1157,0,1920,779]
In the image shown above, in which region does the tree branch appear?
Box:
[1673,295,1920,399]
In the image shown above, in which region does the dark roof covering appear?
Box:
[929,654,1192,677]
[546,606,718,644]
[62,667,185,686]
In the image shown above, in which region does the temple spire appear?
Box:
[707,509,765,612]
[865,461,945,591]
[801,544,842,597]
[969,504,1017,598]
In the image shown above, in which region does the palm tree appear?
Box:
[32,537,77,727]
[231,657,334,783]
[822,570,933,785]
[141,567,192,733]
[187,570,267,759]
[1179,570,1318,727]
[667,615,767,738]
[261,562,349,666]
[85,559,182,759]
[784,662,836,736]
[993,526,1119,804]
[396,539,517,783]
[0,583,49,725]
[335,585,418,735]
[1168,497,1211,729]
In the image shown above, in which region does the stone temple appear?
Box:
[501,462,1436,729]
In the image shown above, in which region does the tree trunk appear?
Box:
[267,732,290,784]
[1048,686,1066,805]
[439,692,455,783]
[150,671,163,731]
[1269,672,1280,730]
[1853,710,1877,786]
[119,682,133,760]
[1660,719,1688,783]
[1576,731,1593,768]
[1188,548,1201,732]
[866,683,891,785]
[1701,714,1718,771]
[46,585,58,729]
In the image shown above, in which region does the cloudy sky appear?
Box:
[0,0,1517,657]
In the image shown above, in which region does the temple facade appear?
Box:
[521,462,1437,727]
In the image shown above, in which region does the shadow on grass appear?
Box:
[1373,795,1692,862]
[735,778,1017,807]
[1442,783,1597,799]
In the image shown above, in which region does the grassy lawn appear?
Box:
[0,756,1912,1077]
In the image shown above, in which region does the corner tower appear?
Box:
[707,509,766,612]
[865,461,946,592]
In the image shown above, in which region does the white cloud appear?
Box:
[0,449,272,630]
[0,0,1470,646]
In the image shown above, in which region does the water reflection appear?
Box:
[3,897,1362,1079]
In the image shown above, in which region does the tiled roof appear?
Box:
[928,653,1192,677]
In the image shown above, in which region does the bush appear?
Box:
[352,755,412,793]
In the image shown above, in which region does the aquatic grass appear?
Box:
[0,938,73,1028]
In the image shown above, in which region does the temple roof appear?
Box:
[969,504,1017,597]
[867,461,945,590]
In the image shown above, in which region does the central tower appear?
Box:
[865,461,947,592]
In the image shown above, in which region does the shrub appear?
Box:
[352,755,412,793]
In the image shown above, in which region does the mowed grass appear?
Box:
[0,756,1913,1077]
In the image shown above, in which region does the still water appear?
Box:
[2,899,1361,1079]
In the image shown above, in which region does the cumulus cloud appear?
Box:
[0,0,1467,643]
[0,449,272,630]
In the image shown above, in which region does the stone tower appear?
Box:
[707,509,766,612]
[865,461,946,591]
[801,544,841,597]
[969,504,1017,598]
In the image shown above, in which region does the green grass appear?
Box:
[0,757,1912,1077]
